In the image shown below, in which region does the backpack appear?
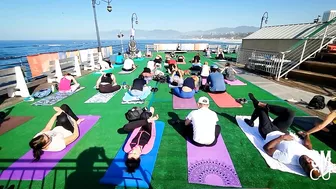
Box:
[32,88,52,99]
[307,95,325,110]
[125,107,148,121]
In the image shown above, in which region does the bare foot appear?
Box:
[149,107,155,115]
[148,114,159,122]
[77,118,85,125]
[53,107,62,112]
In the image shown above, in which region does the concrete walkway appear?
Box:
[235,67,332,114]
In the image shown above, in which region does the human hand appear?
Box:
[282,134,294,141]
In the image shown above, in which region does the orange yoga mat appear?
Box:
[208,92,242,108]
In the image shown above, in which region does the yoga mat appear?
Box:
[208,93,242,108]
[118,69,136,75]
[172,95,198,109]
[32,87,85,106]
[225,79,247,86]
[177,61,186,64]
[94,68,113,74]
[0,116,33,135]
[187,134,241,187]
[100,121,165,188]
[293,116,336,151]
[0,115,100,180]
[85,89,120,103]
[134,58,144,61]
[124,121,156,155]
[235,116,307,176]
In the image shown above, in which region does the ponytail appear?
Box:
[29,135,45,162]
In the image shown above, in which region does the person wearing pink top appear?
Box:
[58,73,80,93]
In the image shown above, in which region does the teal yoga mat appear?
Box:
[100,121,165,188]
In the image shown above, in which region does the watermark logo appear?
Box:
[310,150,332,180]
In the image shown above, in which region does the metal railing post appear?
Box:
[319,26,329,50]
[300,40,308,62]
[277,52,285,80]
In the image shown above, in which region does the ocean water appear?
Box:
[0,39,239,79]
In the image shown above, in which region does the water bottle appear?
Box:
[122,81,126,89]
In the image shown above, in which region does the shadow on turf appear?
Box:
[214,111,238,126]
[167,112,186,139]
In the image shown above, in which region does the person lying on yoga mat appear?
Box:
[222,63,237,81]
[123,107,159,173]
[115,52,124,65]
[95,73,121,93]
[169,69,184,87]
[129,75,149,97]
[29,104,84,161]
[185,97,221,146]
[172,76,199,99]
[215,49,225,60]
[190,53,201,63]
[122,55,136,71]
[58,73,80,93]
[204,65,226,93]
[299,98,336,137]
[244,93,331,179]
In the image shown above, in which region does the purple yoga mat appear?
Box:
[0,115,100,181]
[173,95,198,109]
[224,79,246,86]
[187,134,241,187]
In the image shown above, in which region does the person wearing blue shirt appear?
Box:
[115,52,124,65]
[206,65,226,93]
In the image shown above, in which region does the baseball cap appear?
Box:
[198,96,210,105]
[211,65,219,69]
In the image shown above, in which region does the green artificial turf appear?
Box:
[0,52,335,189]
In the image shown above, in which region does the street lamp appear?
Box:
[260,12,269,29]
[131,13,138,40]
[117,31,124,53]
[91,0,112,54]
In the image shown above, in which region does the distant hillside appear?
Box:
[100,26,258,39]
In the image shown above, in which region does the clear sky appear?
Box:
[0,0,335,40]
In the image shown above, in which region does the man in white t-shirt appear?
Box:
[245,93,334,179]
[185,96,220,146]
[123,55,136,71]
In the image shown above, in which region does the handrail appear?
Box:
[283,17,336,53]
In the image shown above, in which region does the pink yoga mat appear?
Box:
[124,121,156,155]
[0,115,100,181]
[187,134,241,187]
[173,95,198,109]
[225,79,246,86]
[208,93,242,108]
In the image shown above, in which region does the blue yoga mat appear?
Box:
[100,121,165,188]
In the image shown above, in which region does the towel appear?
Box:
[236,116,307,176]
[122,86,152,103]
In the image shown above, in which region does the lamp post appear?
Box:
[117,31,124,53]
[260,12,269,29]
[91,0,112,53]
[131,13,138,40]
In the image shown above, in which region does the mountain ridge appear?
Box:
[100,26,258,39]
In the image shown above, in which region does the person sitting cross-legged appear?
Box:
[115,52,124,65]
[203,65,226,93]
[122,55,136,71]
[245,93,336,179]
[95,73,121,93]
[185,97,221,146]
[172,75,199,99]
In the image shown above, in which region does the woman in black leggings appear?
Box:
[29,104,84,161]
[123,107,159,173]
[244,93,295,139]
[95,73,121,93]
